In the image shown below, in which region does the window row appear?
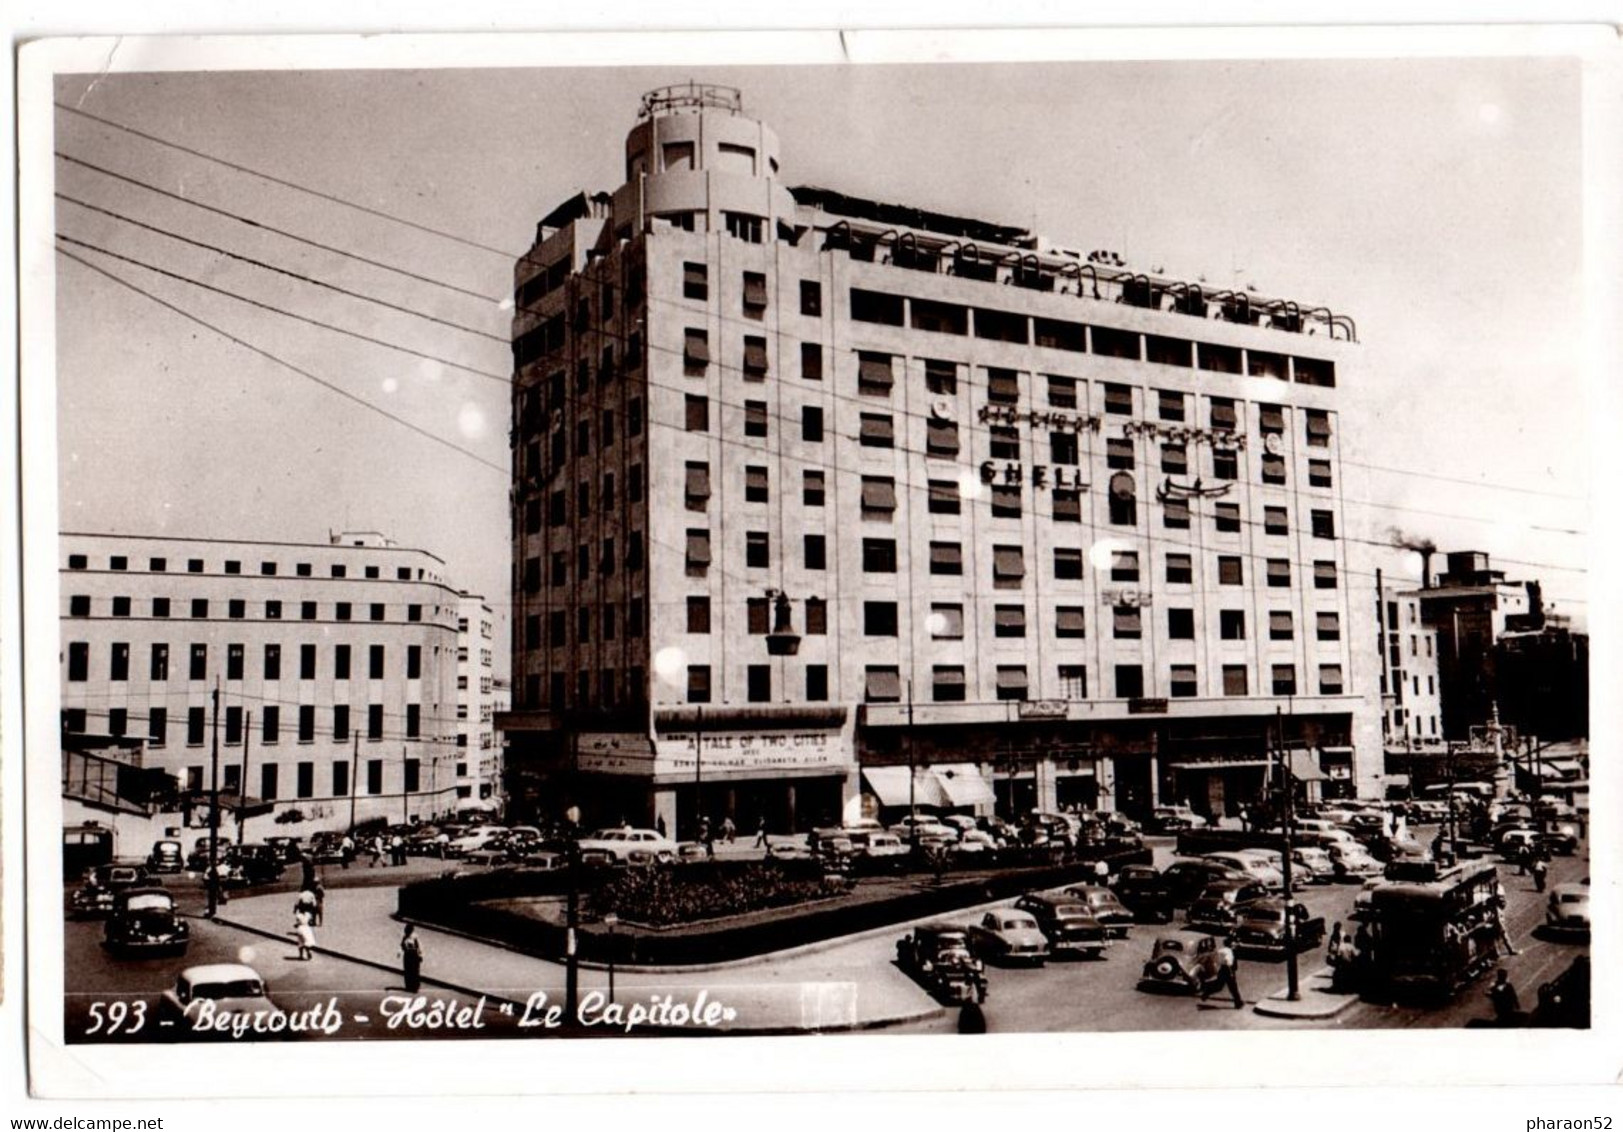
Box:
[60,702,421,748]
[66,596,433,623]
[526,600,647,649]
[64,554,434,581]
[535,466,644,530]
[65,642,427,683]
[522,534,646,591]
[681,261,822,318]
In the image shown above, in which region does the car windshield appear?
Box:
[1003,915,1037,930]
[195,979,264,999]
[1053,904,1090,918]
[1245,906,1283,922]
[1559,894,1585,904]
[125,894,172,912]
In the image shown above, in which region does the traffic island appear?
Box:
[1252,967,1360,1019]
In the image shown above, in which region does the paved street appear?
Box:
[62,825,1588,1041]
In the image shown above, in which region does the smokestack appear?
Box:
[1388,529,1438,589]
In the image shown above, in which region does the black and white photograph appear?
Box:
[10,23,1619,1108]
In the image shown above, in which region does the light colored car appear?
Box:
[851,831,909,870]
[966,909,1049,965]
[1327,843,1383,881]
[1204,851,1285,893]
[1292,846,1335,884]
[890,816,957,843]
[444,826,509,858]
[156,964,284,1038]
[951,829,999,857]
[1545,883,1590,937]
[1148,806,1207,834]
[575,827,678,863]
[940,815,979,835]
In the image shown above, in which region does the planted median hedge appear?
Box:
[397,846,1151,967]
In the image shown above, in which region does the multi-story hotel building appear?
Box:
[502,84,1381,837]
[454,592,502,804]
[1378,584,1444,750]
[59,530,462,835]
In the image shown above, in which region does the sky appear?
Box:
[46,55,1594,671]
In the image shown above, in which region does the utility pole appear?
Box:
[402,744,410,826]
[348,730,359,833]
[206,684,221,918]
[1277,705,1300,1001]
[692,705,704,839]
[564,728,581,1027]
[906,679,917,851]
[238,710,252,846]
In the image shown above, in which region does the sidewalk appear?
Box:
[214,883,946,1035]
[1252,967,1359,1020]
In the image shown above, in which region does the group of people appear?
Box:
[366,833,413,867]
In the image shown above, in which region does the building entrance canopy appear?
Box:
[862,763,994,809]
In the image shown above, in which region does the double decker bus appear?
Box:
[1365,858,1505,999]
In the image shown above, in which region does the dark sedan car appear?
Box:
[1185,879,1270,934]
[104,887,190,957]
[1161,859,1250,907]
[1013,894,1110,960]
[1112,864,1177,923]
[1231,898,1326,959]
[228,844,286,886]
[70,865,153,918]
[1061,885,1135,938]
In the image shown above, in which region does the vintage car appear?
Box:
[1137,934,1225,994]
[156,964,284,1039]
[950,829,999,860]
[228,844,286,886]
[308,831,350,864]
[462,835,519,867]
[1160,859,1250,907]
[573,827,677,864]
[1185,879,1271,934]
[1203,851,1285,893]
[104,887,190,957]
[1545,882,1590,938]
[71,865,153,918]
[146,840,185,874]
[848,831,910,872]
[1061,885,1135,938]
[896,923,988,1003]
[1146,806,1207,835]
[966,908,1050,966]
[1326,843,1384,881]
[812,833,858,870]
[1013,894,1110,960]
[1231,898,1326,958]
[1292,846,1335,885]
[1537,823,1581,857]
[264,836,304,864]
[1112,864,1177,923]
[767,840,813,861]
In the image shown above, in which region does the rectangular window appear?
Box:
[109,595,130,617]
[1308,459,1333,488]
[686,596,711,634]
[926,418,959,458]
[684,328,710,372]
[805,598,828,635]
[1059,665,1087,699]
[683,261,708,301]
[1218,556,1243,585]
[365,758,383,794]
[724,212,763,243]
[1220,610,1247,640]
[1106,437,1134,470]
[803,470,826,506]
[1113,606,1143,639]
[226,643,244,681]
[1055,606,1086,639]
[987,368,1020,404]
[800,279,822,316]
[297,705,315,744]
[1266,559,1291,588]
[858,351,895,396]
[150,643,169,681]
[1162,495,1190,529]
[801,342,823,381]
[1166,554,1193,584]
[1053,490,1081,523]
[862,538,897,573]
[865,666,902,703]
[404,703,421,740]
[861,476,897,517]
[746,401,772,438]
[1319,664,1345,694]
[1161,444,1188,475]
[1046,375,1077,408]
[685,461,712,510]
[995,666,1029,702]
[1168,608,1195,639]
[990,484,1021,518]
[911,298,967,334]
[187,707,206,746]
[930,541,964,576]
[189,643,208,681]
[1264,506,1289,536]
[864,602,899,637]
[804,533,827,570]
[1053,548,1084,580]
[992,545,1025,585]
[67,641,89,681]
[1170,664,1198,698]
[332,705,350,742]
[931,604,965,639]
[806,664,829,702]
[367,704,384,741]
[745,531,770,568]
[1223,665,1249,697]
[262,706,280,744]
[1050,432,1080,466]
[406,645,422,680]
[1311,510,1336,539]
[1115,665,1144,699]
[989,427,1020,460]
[225,706,243,745]
[1305,409,1332,447]
[1270,611,1295,640]
[745,465,770,503]
[1213,448,1239,481]
[191,598,209,618]
[1272,665,1297,696]
[743,336,769,378]
[925,359,958,395]
[932,666,967,703]
[687,665,713,704]
[1259,404,1287,434]
[686,529,712,575]
[859,413,895,448]
[994,604,1027,638]
[746,665,771,703]
[742,271,768,311]
[369,645,385,680]
[153,597,171,618]
[1103,384,1133,415]
[335,602,351,622]
[147,707,167,746]
[1261,453,1287,484]
[801,405,824,443]
[1110,550,1140,582]
[1314,560,1339,589]
[1316,612,1341,641]
[1158,389,1186,421]
[928,479,960,515]
[685,394,709,432]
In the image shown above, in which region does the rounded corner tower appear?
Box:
[619,82,795,236]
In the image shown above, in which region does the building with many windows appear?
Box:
[59,530,462,837]
[454,592,502,804]
[1377,584,1443,749]
[1416,550,1542,740]
[501,83,1381,837]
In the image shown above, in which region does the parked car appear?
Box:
[1185,879,1270,934]
[229,844,286,886]
[951,829,1000,860]
[1350,877,1387,922]
[848,830,909,872]
[1160,859,1250,907]
[1061,885,1134,938]
[1292,846,1335,885]
[1138,934,1223,994]
[185,836,230,871]
[975,816,1018,846]
[462,836,518,867]
[146,840,185,874]
[104,887,190,957]
[966,908,1049,966]
[1203,851,1285,893]
[71,864,154,918]
[156,964,284,1039]
[896,923,988,1003]
[1013,894,1110,960]
[1112,864,1177,923]
[767,841,813,861]
[940,815,979,836]
[1537,824,1581,857]
[309,831,350,864]
[264,837,304,865]
[813,832,858,871]
[445,826,510,859]
[1232,898,1326,958]
[1146,806,1207,835]
[1326,843,1384,881]
[891,816,957,843]
[574,827,678,864]
[1545,882,1590,939]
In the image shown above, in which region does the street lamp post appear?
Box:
[206,684,221,918]
[906,679,916,852]
[1275,706,1300,1002]
[604,912,619,1005]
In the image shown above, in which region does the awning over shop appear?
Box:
[1287,750,1329,781]
[862,766,948,807]
[1168,759,1269,771]
[934,763,995,808]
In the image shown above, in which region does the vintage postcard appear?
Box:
[13,26,1618,1101]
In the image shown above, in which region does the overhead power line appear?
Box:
[56,102,516,261]
[57,248,509,479]
[1342,457,1586,503]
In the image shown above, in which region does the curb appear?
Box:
[206,912,943,1035]
[1251,967,1360,1020]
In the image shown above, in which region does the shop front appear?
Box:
[860,761,998,823]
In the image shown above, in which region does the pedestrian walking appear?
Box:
[400,925,424,993]
[311,878,325,926]
[292,907,315,961]
[1238,805,1251,833]
[721,816,736,843]
[391,835,405,867]
[340,833,355,869]
[1531,857,1548,893]
[1093,857,1110,884]
[300,853,316,890]
[1487,969,1521,1025]
[655,815,667,839]
[754,817,769,849]
[369,837,383,868]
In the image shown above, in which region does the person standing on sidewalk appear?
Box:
[401,925,424,993]
[292,907,315,961]
[754,816,769,849]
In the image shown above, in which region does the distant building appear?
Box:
[1416,550,1542,739]
[59,530,463,839]
[502,83,1381,835]
[1495,620,1588,743]
[1377,585,1443,748]
[454,593,500,802]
